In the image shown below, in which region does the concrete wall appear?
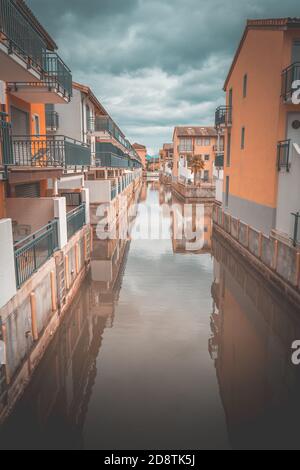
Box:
[6,197,55,234]
[0,219,17,309]
[54,88,82,141]
[85,180,111,203]
[223,192,276,235]
[213,205,300,291]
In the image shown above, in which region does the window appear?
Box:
[226,132,231,166]
[241,127,245,149]
[196,137,211,146]
[229,88,233,107]
[33,115,40,135]
[225,176,230,207]
[179,138,192,151]
[243,74,247,98]
[204,154,210,161]
[292,40,300,63]
[204,170,209,181]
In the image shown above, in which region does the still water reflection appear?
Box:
[1,182,300,449]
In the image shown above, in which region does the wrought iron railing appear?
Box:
[0,0,46,72]
[12,135,91,167]
[277,139,290,171]
[281,62,300,102]
[291,212,300,246]
[66,203,86,240]
[14,220,58,288]
[46,111,59,131]
[215,106,232,127]
[0,111,14,165]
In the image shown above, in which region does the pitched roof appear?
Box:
[174,126,217,137]
[132,143,146,149]
[73,82,108,116]
[163,143,173,150]
[16,0,57,50]
[224,17,300,90]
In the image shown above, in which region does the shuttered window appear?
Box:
[15,183,40,198]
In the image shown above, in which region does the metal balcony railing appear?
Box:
[0,0,46,72]
[67,204,86,240]
[277,139,290,171]
[215,106,232,127]
[281,62,300,102]
[46,111,59,131]
[8,52,73,100]
[0,111,14,165]
[215,154,224,168]
[90,116,114,133]
[213,144,224,153]
[95,152,130,168]
[291,212,300,246]
[12,135,91,167]
[42,52,72,99]
[14,220,58,288]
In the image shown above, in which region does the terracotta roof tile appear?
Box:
[174,126,217,137]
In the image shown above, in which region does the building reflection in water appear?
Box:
[210,231,300,450]
[170,201,213,254]
[0,235,131,450]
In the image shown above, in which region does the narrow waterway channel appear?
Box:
[1,181,300,450]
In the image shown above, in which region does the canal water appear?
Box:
[1,181,300,450]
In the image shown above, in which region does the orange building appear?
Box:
[159,143,173,174]
[132,143,147,169]
[218,18,300,238]
[172,126,220,183]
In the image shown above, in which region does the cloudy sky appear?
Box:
[28,0,300,155]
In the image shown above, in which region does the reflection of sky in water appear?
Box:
[84,184,229,449]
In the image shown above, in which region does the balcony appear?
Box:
[0,0,45,81]
[14,220,58,288]
[46,111,59,131]
[281,62,300,102]
[66,203,86,240]
[7,52,72,103]
[178,145,193,154]
[95,142,129,168]
[213,144,224,153]
[11,135,91,168]
[0,1,72,102]
[215,106,232,128]
[277,139,290,171]
[96,152,129,168]
[215,154,224,168]
[89,115,113,133]
[0,111,14,165]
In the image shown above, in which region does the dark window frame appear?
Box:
[243,74,248,98]
[241,127,245,150]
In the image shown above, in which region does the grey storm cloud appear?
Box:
[27,0,300,154]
